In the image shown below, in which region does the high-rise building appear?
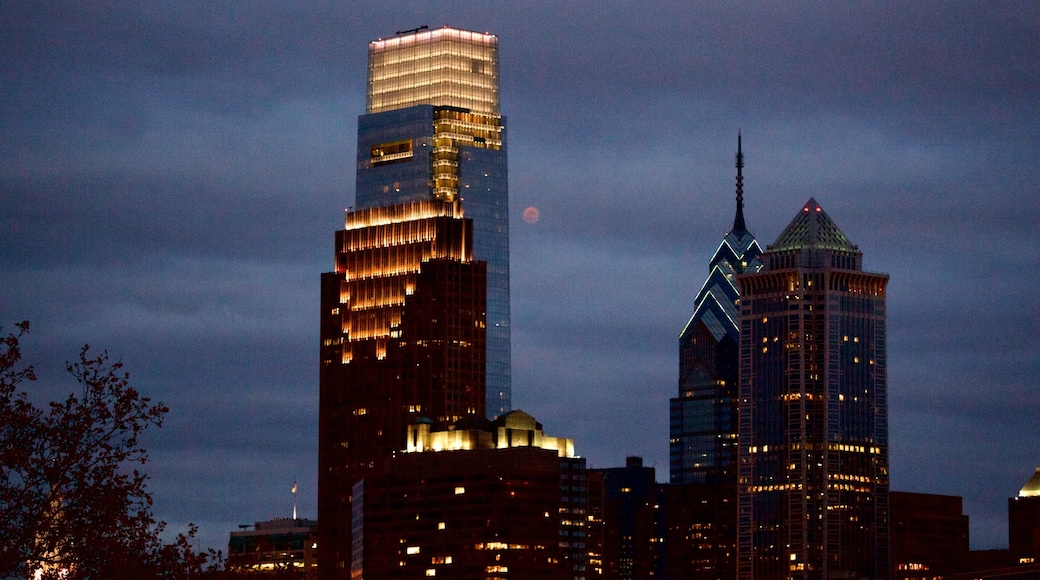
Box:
[669,134,761,579]
[672,133,762,486]
[350,411,580,579]
[355,26,511,419]
[736,199,890,578]
[318,199,487,578]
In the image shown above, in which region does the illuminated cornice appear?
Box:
[344,200,464,230]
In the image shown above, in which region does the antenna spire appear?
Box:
[292,481,298,520]
[733,131,747,233]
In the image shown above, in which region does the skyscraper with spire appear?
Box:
[736,199,890,579]
[668,134,762,578]
[672,133,763,486]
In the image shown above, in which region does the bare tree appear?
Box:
[0,321,224,579]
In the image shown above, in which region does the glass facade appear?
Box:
[736,198,890,579]
[356,27,510,419]
[672,135,762,486]
[367,27,499,117]
[669,137,761,578]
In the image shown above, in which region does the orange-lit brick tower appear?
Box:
[318,199,486,578]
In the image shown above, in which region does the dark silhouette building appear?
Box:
[736,198,890,578]
[318,199,487,578]
[1009,468,1040,566]
[669,134,761,579]
[591,457,667,579]
[350,411,581,579]
[890,491,969,579]
[355,26,511,419]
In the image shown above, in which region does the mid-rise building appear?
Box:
[592,457,667,580]
[228,518,318,576]
[1009,467,1040,566]
[736,198,890,578]
[318,199,487,578]
[350,411,581,579]
[355,26,511,419]
[890,491,969,579]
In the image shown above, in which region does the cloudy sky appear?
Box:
[2,1,1037,552]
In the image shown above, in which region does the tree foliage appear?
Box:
[0,321,225,579]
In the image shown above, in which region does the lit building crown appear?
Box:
[367,26,500,117]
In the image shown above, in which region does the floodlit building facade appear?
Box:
[736,198,890,579]
[318,199,487,578]
[355,26,511,419]
[350,411,583,579]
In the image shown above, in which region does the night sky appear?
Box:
[2,1,1037,553]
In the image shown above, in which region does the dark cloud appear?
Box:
[2,0,1037,553]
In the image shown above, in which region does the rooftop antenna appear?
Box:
[733,130,747,233]
[292,481,298,520]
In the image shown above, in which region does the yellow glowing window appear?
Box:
[455,486,465,495]
[407,546,421,555]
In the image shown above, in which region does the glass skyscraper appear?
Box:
[672,134,763,486]
[354,26,511,419]
[736,199,890,579]
[668,136,761,578]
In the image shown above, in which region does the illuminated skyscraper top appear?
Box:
[367,26,500,116]
[355,26,511,419]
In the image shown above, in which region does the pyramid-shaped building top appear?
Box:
[770,197,858,253]
[1020,467,1040,497]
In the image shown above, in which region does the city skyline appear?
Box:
[1,1,1037,555]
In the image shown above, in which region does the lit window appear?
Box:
[455,487,465,495]
[438,522,446,530]
[407,546,421,555]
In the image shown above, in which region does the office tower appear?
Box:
[318,199,487,578]
[1009,467,1040,565]
[355,26,511,419]
[672,133,762,485]
[668,135,761,579]
[889,491,969,579]
[592,457,667,580]
[350,411,579,579]
[736,199,890,579]
[227,518,318,576]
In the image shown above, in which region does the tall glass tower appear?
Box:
[672,133,762,485]
[354,26,511,419]
[668,135,761,578]
[736,199,890,579]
